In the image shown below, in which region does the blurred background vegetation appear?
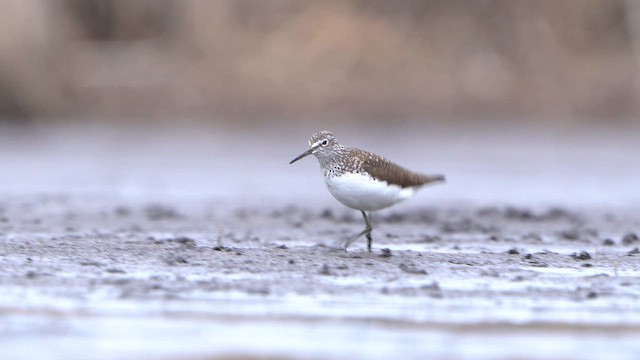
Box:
[1,0,639,124]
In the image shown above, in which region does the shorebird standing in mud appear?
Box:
[290,130,445,251]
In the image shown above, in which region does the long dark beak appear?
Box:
[289,147,315,164]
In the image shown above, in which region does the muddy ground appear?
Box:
[1,123,639,359]
[1,196,639,359]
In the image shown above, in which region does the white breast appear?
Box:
[324,172,417,211]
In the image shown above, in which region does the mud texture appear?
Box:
[1,196,640,359]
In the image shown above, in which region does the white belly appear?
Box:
[324,172,417,211]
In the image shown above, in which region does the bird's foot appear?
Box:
[336,235,356,251]
[337,226,372,251]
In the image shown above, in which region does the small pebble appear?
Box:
[379,248,392,257]
[571,251,591,260]
[622,232,639,245]
[319,264,332,275]
[399,263,428,275]
[602,238,615,246]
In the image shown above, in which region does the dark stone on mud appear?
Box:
[247,287,270,295]
[149,283,164,290]
[504,207,534,220]
[276,244,288,249]
[144,204,183,221]
[481,269,500,277]
[522,253,547,266]
[602,238,615,246]
[560,229,580,240]
[80,260,104,267]
[622,232,639,245]
[571,251,591,260]
[168,237,196,247]
[109,278,132,285]
[528,260,549,267]
[544,207,577,221]
[106,268,126,274]
[521,233,543,243]
[448,259,480,266]
[319,264,333,275]
[627,247,640,256]
[419,235,439,243]
[379,248,392,257]
[587,291,598,299]
[212,245,232,252]
[288,259,295,265]
[320,208,333,219]
[421,282,440,291]
[114,206,131,217]
[164,255,189,265]
[383,213,405,223]
[399,263,428,275]
[476,207,499,217]
[538,249,556,255]
[581,263,593,268]
[507,248,520,255]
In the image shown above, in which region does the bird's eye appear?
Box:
[321,139,328,146]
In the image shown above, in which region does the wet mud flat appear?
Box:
[1,195,639,359]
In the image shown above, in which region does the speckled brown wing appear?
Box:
[360,150,445,188]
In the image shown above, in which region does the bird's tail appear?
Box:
[422,174,446,185]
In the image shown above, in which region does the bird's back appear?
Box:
[356,148,445,188]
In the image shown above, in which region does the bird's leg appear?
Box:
[341,211,373,251]
[362,211,373,251]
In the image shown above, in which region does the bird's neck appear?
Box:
[317,147,350,178]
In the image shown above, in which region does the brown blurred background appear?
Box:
[1,0,639,124]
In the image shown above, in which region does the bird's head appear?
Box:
[289,130,340,164]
